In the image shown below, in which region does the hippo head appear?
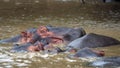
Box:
[11,43,32,52]
[11,42,44,52]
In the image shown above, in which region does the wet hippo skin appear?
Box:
[68,48,104,58]
[90,56,120,67]
[0,28,37,44]
[47,26,86,42]
[66,33,120,51]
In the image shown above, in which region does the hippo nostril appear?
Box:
[13,44,20,48]
[99,51,105,56]
[16,44,19,46]
[48,50,51,52]
[14,44,19,46]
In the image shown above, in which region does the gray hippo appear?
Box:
[10,37,49,52]
[47,26,86,42]
[68,48,104,58]
[11,41,64,53]
[67,48,120,68]
[90,56,120,68]
[11,43,32,52]
[0,28,37,44]
[0,35,21,44]
[66,33,120,51]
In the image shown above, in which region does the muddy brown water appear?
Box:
[0,0,120,68]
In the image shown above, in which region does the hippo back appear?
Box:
[74,48,103,58]
[11,43,32,52]
[0,35,21,44]
[91,56,120,67]
[47,26,86,42]
[66,33,120,50]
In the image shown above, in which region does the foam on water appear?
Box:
[91,61,110,67]
[0,46,63,67]
[0,44,119,68]
[0,46,32,67]
[65,58,76,62]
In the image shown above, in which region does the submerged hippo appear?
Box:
[0,28,37,44]
[90,56,120,67]
[66,33,120,51]
[11,41,64,53]
[68,48,104,58]
[11,43,33,52]
[0,35,21,44]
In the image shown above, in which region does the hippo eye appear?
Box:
[16,44,19,46]
[40,30,46,33]
[68,46,74,48]
[14,44,19,47]
[27,35,31,38]
[48,50,51,52]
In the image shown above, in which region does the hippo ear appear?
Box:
[75,28,86,37]
[63,34,72,41]
[21,31,27,37]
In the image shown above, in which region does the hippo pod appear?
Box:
[90,56,120,67]
[0,26,86,45]
[66,33,120,51]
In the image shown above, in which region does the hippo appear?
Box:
[90,56,120,67]
[46,26,86,42]
[11,43,32,52]
[11,40,45,52]
[0,35,21,44]
[11,40,64,53]
[66,33,120,51]
[10,37,49,52]
[68,48,104,58]
[0,28,37,44]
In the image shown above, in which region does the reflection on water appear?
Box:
[0,0,120,68]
